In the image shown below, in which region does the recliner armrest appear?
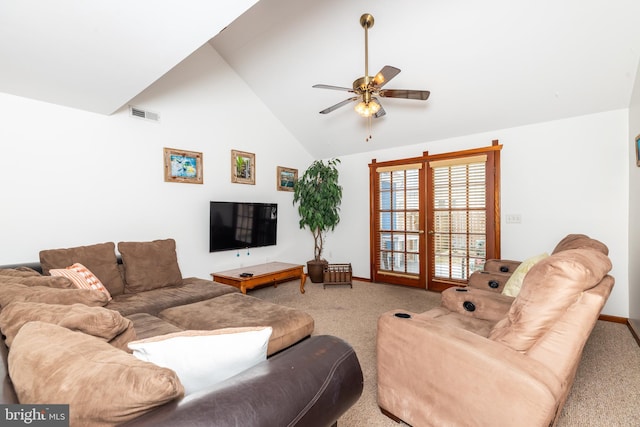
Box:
[483,259,521,274]
[468,270,512,292]
[441,286,514,322]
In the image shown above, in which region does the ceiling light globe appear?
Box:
[355,101,380,117]
[355,101,368,116]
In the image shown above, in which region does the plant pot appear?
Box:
[307,260,328,283]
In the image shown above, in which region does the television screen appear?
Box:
[210,201,278,252]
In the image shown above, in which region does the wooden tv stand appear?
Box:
[211,262,307,294]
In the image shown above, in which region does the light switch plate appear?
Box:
[506,214,522,224]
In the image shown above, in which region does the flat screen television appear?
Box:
[209,201,278,252]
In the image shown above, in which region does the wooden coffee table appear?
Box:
[211,262,307,294]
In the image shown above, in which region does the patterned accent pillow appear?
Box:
[50,263,112,301]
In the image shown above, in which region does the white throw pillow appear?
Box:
[128,326,272,395]
[501,252,549,297]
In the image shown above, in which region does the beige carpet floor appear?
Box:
[251,279,640,427]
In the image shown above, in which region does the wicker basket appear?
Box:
[323,263,352,288]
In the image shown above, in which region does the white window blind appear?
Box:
[431,156,487,280]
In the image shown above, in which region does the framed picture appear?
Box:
[163,147,203,184]
[231,150,256,185]
[636,134,640,167]
[277,166,297,191]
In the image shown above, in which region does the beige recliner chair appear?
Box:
[467,233,609,293]
[377,236,613,427]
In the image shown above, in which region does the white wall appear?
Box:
[329,110,630,317]
[0,41,631,317]
[628,60,640,330]
[0,43,315,278]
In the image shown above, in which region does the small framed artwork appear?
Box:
[636,134,640,167]
[163,147,203,184]
[231,150,256,185]
[277,166,297,191]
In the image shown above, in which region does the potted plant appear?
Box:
[293,158,343,283]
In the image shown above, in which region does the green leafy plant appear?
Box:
[236,156,246,178]
[293,158,342,261]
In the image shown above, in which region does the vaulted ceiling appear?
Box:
[3,0,640,158]
[0,0,258,114]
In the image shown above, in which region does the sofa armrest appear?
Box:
[441,287,514,322]
[377,311,562,427]
[483,259,521,274]
[467,270,512,292]
[0,335,18,405]
[120,335,363,427]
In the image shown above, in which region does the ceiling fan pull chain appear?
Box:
[366,116,373,142]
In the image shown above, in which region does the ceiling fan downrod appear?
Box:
[361,12,377,142]
[360,13,374,87]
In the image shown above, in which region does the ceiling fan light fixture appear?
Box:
[312,13,430,129]
[355,100,381,117]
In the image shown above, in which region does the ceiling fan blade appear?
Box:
[319,97,359,114]
[372,66,401,88]
[313,84,354,92]
[379,89,430,101]
[373,100,386,119]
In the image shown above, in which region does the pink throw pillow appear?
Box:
[50,263,112,301]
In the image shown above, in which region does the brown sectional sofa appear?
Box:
[38,240,239,315]
[35,239,315,355]
[0,239,364,426]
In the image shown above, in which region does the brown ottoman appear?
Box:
[158,293,314,355]
[127,313,184,340]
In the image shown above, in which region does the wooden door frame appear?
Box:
[426,142,502,291]
[369,155,428,288]
[369,141,502,290]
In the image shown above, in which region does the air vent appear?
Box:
[129,106,159,122]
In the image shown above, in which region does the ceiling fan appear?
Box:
[313,13,430,140]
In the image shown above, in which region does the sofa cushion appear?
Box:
[127,313,184,340]
[0,274,74,289]
[128,327,272,395]
[0,302,135,350]
[106,277,239,316]
[0,267,41,277]
[489,249,612,352]
[39,242,126,296]
[552,234,608,255]
[9,321,183,426]
[0,282,108,309]
[158,293,314,356]
[118,239,183,293]
[501,252,548,297]
[50,263,112,300]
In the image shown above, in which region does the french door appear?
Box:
[369,159,426,288]
[370,142,501,290]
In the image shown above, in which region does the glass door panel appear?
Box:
[429,158,488,288]
[372,166,424,287]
